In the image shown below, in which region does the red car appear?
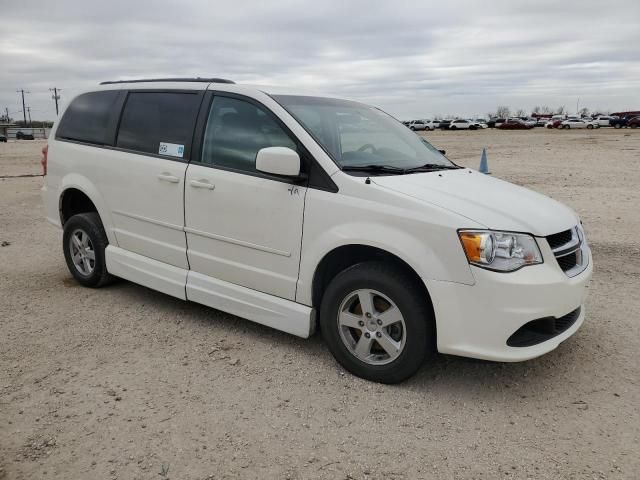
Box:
[497,119,534,130]
[628,117,640,129]
[545,119,564,129]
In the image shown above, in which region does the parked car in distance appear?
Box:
[16,131,35,140]
[422,119,439,131]
[438,119,453,130]
[535,118,550,127]
[628,116,640,128]
[522,118,537,128]
[593,116,614,127]
[471,119,489,129]
[407,120,428,131]
[449,119,475,130]
[0,134,7,143]
[610,116,637,129]
[487,118,506,128]
[498,118,533,130]
[42,78,592,384]
[545,119,563,129]
[561,119,599,129]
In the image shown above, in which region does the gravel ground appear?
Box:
[1,129,639,479]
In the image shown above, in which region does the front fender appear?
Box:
[296,186,477,306]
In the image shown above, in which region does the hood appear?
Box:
[372,169,578,236]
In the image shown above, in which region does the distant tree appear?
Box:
[578,107,590,117]
[495,106,510,118]
[539,105,554,115]
[514,108,527,117]
[532,106,541,115]
[555,105,566,115]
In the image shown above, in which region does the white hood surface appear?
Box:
[373,168,578,236]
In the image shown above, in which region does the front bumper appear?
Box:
[425,245,592,362]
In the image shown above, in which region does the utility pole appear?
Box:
[26,107,32,126]
[16,89,29,126]
[3,107,8,123]
[49,87,61,116]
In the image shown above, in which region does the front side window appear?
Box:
[273,95,453,171]
[201,96,297,172]
[116,92,201,158]
[56,90,120,145]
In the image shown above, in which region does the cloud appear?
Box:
[1,0,638,121]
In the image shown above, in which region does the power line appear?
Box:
[49,87,61,116]
[16,89,29,125]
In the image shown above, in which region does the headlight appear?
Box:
[458,230,542,272]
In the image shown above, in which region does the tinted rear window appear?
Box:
[56,90,120,145]
[116,92,201,159]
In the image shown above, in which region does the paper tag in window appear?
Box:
[159,142,184,158]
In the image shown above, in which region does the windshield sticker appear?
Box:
[159,142,184,158]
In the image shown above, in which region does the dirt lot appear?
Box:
[1,129,639,479]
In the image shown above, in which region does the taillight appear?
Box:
[41,144,48,176]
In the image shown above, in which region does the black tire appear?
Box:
[614,124,621,129]
[587,124,594,129]
[63,212,114,288]
[319,261,434,384]
[631,124,637,129]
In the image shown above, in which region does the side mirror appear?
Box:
[256,147,301,177]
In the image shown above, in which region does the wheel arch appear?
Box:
[310,244,435,327]
[57,174,117,244]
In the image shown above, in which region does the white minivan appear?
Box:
[43,78,592,383]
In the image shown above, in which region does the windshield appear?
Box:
[272,95,454,171]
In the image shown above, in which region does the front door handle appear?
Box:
[157,173,180,183]
[190,179,215,190]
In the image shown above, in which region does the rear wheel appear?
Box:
[614,124,621,129]
[319,262,434,384]
[63,212,113,288]
[631,124,637,129]
[587,124,594,129]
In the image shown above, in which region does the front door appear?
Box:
[184,94,307,300]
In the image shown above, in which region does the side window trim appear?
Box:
[192,91,337,192]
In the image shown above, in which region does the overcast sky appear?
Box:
[1,0,639,121]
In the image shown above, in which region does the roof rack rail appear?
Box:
[99,77,235,85]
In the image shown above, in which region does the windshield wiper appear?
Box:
[341,164,407,175]
[403,163,462,172]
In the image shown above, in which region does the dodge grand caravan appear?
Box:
[42,78,592,383]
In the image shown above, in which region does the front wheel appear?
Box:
[319,262,434,384]
[63,212,114,287]
[631,124,638,129]
[587,124,594,129]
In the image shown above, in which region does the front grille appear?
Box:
[547,229,573,250]
[507,307,581,347]
[546,226,588,277]
[556,251,578,271]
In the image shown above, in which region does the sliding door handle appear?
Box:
[157,173,180,183]
[190,179,215,190]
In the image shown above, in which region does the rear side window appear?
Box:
[56,91,120,145]
[116,92,201,159]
